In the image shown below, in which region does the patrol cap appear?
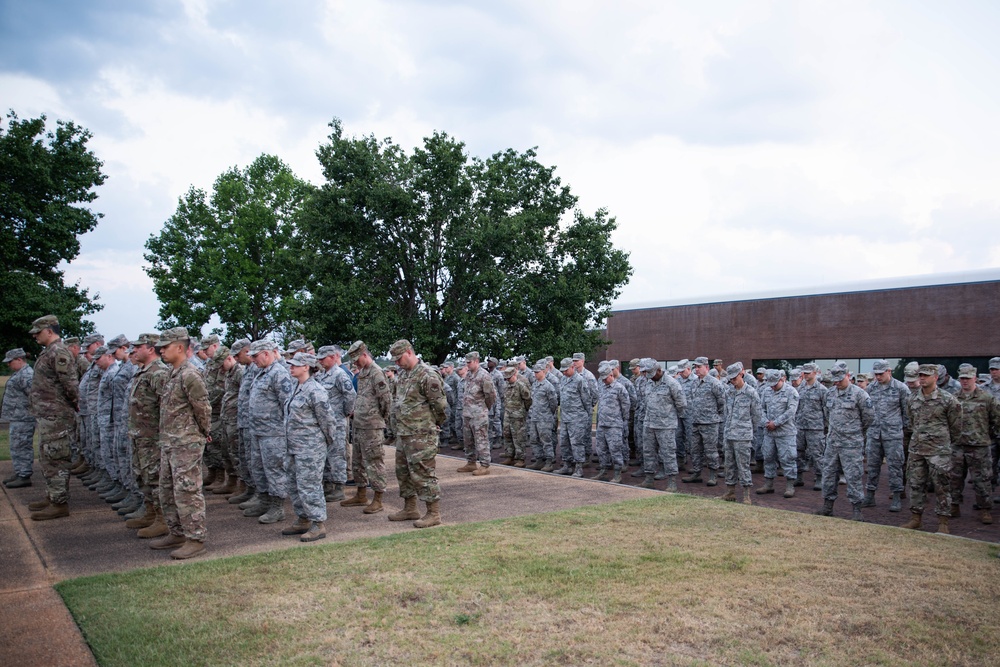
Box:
[288,352,317,368]
[63,336,80,346]
[755,367,766,375]
[107,334,129,351]
[155,327,191,349]
[389,339,413,361]
[802,362,820,373]
[488,356,499,365]
[559,357,573,372]
[957,363,977,379]
[83,333,104,347]
[545,356,554,364]
[765,369,782,386]
[918,363,939,376]
[532,361,547,372]
[347,340,368,361]
[856,372,871,382]
[441,361,454,369]
[230,338,251,355]
[213,345,231,363]
[285,339,307,355]
[93,345,110,358]
[980,374,991,383]
[629,358,640,369]
[248,339,273,356]
[638,357,658,373]
[465,351,480,362]
[904,361,920,380]
[502,366,517,379]
[789,368,802,380]
[597,361,611,374]
[693,356,710,367]
[200,334,221,347]
[725,361,744,381]
[608,359,620,369]
[599,366,613,379]
[514,355,525,364]
[676,359,691,371]
[937,364,948,378]
[3,348,27,363]
[667,365,678,374]
[28,315,59,334]
[709,369,719,378]
[988,357,1000,370]
[316,345,339,360]
[572,352,585,361]
[713,359,723,366]
[829,362,849,381]
[190,340,201,352]
[871,360,892,374]
[131,333,160,347]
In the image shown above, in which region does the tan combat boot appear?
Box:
[281,516,312,535]
[388,496,420,521]
[214,472,238,495]
[125,503,157,529]
[936,515,950,535]
[720,485,736,502]
[363,491,384,514]
[137,508,169,538]
[300,521,326,542]
[456,461,478,473]
[28,498,51,512]
[742,487,752,505]
[472,465,490,476]
[149,533,186,550]
[30,503,69,521]
[414,500,441,528]
[783,478,795,498]
[340,487,368,507]
[756,478,774,494]
[170,540,206,560]
[202,467,218,487]
[900,511,922,530]
[982,509,993,525]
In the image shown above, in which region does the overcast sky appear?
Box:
[3,0,999,339]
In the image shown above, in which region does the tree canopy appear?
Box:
[0,111,105,354]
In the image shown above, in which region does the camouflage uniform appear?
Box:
[84,361,104,471]
[462,363,497,467]
[285,376,338,522]
[675,369,696,464]
[596,377,630,471]
[762,377,800,482]
[527,373,558,463]
[316,364,355,486]
[351,362,391,492]
[112,359,137,489]
[393,360,447,502]
[202,354,229,473]
[453,371,466,448]
[632,372,649,466]
[76,359,96,465]
[688,374,726,474]
[248,357,293,498]
[502,372,532,463]
[866,376,910,494]
[616,373,637,461]
[237,361,259,485]
[2,360,36,479]
[558,370,592,466]
[28,336,79,504]
[444,370,460,445]
[641,368,687,476]
[97,359,121,482]
[822,381,875,505]
[159,359,211,542]
[907,384,961,517]
[723,380,763,487]
[951,385,1000,507]
[128,358,169,510]
[796,377,828,478]
[488,363,504,449]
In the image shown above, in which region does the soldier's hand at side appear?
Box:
[766,421,777,431]
[206,435,212,443]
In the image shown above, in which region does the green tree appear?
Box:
[0,111,105,354]
[297,120,632,363]
[144,154,313,341]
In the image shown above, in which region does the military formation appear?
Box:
[5,314,1000,561]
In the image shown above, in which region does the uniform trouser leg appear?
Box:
[8,421,36,478]
[634,414,645,465]
[724,439,753,487]
[867,434,905,493]
[223,420,240,479]
[643,427,677,475]
[505,416,527,461]
[71,414,82,459]
[134,436,161,510]
[238,427,252,483]
[323,422,348,485]
[691,423,721,473]
[559,420,588,464]
[463,412,490,466]
[950,445,993,506]
[717,423,725,461]
[353,428,387,493]
[256,435,289,498]
[595,427,612,469]
[796,430,808,473]
[396,433,440,502]
[99,421,115,477]
[159,439,207,541]
[77,414,89,463]
[528,420,554,461]
[753,425,765,461]
[763,433,797,480]
[38,418,74,504]
[88,415,102,470]
[204,420,226,471]
[286,451,326,522]
[907,452,952,516]
[821,444,863,504]
[113,424,130,487]
[803,430,826,476]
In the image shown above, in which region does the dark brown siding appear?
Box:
[603,281,1000,368]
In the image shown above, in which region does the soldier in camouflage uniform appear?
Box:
[629,358,647,474]
[594,363,630,483]
[950,364,1000,524]
[675,359,696,471]
[611,360,637,466]
[315,345,355,503]
[342,341,391,513]
[150,328,211,559]
[936,365,961,395]
[572,353,598,461]
[487,357,505,451]
[815,362,875,521]
[756,369,800,499]
[986,357,1000,493]
[555,358,592,478]
[720,363,763,504]
[74,333,102,477]
[199,334,228,490]
[63,336,87,472]
[863,359,911,512]
[527,361,559,471]
[26,315,80,520]
[500,366,532,466]
[219,341,247,500]
[457,352,496,475]
[108,335,137,507]
[280,353,337,542]
[82,337,107,489]
[125,333,170,536]
[245,339,293,524]
[796,362,829,491]
[232,339,259,506]
[683,357,726,486]
[439,361,456,447]
[901,364,962,533]
[387,339,448,528]
[94,344,122,500]
[638,358,687,491]
[2,348,36,487]
[451,362,467,451]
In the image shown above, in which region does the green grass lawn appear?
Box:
[57,496,1000,667]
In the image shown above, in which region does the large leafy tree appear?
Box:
[0,111,105,354]
[297,119,632,363]
[144,154,313,341]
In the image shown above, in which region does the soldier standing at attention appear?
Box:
[387,339,448,528]
[149,327,211,559]
[554,358,592,478]
[499,365,532,467]
[594,362,630,483]
[639,357,687,491]
[796,363,828,491]
[720,362,762,504]
[815,362,875,521]
[231,339,258,507]
[439,361,457,447]
[342,341,391,514]
[26,316,79,520]
[683,357,725,487]
[527,361,559,471]
[863,359,910,512]
[936,365,961,395]
[457,351,496,475]
[217,344,246,499]
[756,369,800,499]
[315,345,354,504]
[985,358,1000,493]
[950,363,1000,524]
[245,340,293,524]
[3,348,36,488]
[901,364,961,533]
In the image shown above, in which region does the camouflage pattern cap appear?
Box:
[638,357,658,373]
[465,351,480,363]
[28,314,59,334]
[502,366,517,379]
[3,348,27,363]
[213,345,231,363]
[248,339,273,356]
[667,365,678,374]
[532,361,547,372]
[765,369,782,386]
[903,361,920,379]
[285,339,307,355]
[918,363,939,376]
[789,368,802,380]
[871,360,891,374]
[289,352,317,367]
[132,333,161,347]
[513,355,525,363]
[93,345,110,357]
[389,339,413,361]
[597,361,611,374]
[713,359,723,366]
[83,333,104,347]
[488,356,499,365]
[200,334,221,347]
[693,356,710,367]
[755,367,766,375]
[545,356,554,364]
[937,364,948,378]
[347,340,368,361]
[441,360,454,369]
[990,357,1000,370]
[829,362,849,381]
[230,338,251,355]
[608,359,620,369]
[63,336,80,346]
[559,357,573,371]
[725,361,744,381]
[155,327,190,349]
[107,334,130,351]
[572,352,585,361]
[801,362,820,373]
[709,369,719,378]
[676,359,691,371]
[628,358,640,369]
[957,363,977,379]
[316,345,338,360]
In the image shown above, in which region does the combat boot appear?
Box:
[71,461,90,475]
[137,509,169,538]
[498,456,513,466]
[258,496,285,524]
[242,493,270,517]
[900,511,922,530]
[202,467,218,487]
[540,460,555,473]
[118,494,143,516]
[112,491,135,511]
[654,468,667,480]
[28,498,51,511]
[341,487,368,507]
[229,483,254,505]
[473,465,490,476]
[814,499,834,516]
[97,481,120,497]
[215,473,238,495]
[326,483,345,503]
[281,516,311,535]
[640,474,656,489]
[611,469,622,484]
[149,533,187,550]
[950,503,961,518]
[363,491,384,514]
[414,500,441,528]
[889,492,902,513]
[126,504,157,529]
[123,501,147,521]
[861,490,876,508]
[301,521,326,542]
[681,471,703,484]
[706,470,718,487]
[783,479,795,498]
[742,487,752,505]
[226,480,246,502]
[936,515,950,535]
[812,474,822,491]
[514,460,526,468]
[756,478,774,494]
[851,503,864,521]
[30,503,69,521]
[553,463,572,475]
[5,476,31,488]
[206,472,227,494]
[981,508,993,525]
[720,485,736,502]
[94,476,115,493]
[105,486,129,503]
[528,459,545,471]
[665,476,678,492]
[794,472,804,488]
[592,468,609,481]
[630,468,645,478]
[388,496,420,521]
[239,491,263,510]
[456,461,478,473]
[570,463,583,478]
[170,539,206,560]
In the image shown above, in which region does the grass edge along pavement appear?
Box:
[57,495,1000,667]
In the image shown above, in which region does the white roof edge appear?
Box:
[612,268,1000,312]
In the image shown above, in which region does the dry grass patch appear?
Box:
[58,495,1000,667]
